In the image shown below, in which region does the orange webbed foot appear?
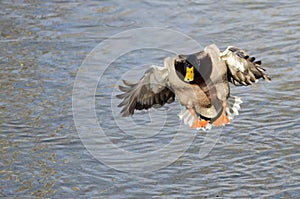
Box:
[189,108,209,129]
[191,119,210,129]
[213,100,230,127]
[212,113,230,126]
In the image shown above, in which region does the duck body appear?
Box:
[117,44,271,129]
[169,44,228,119]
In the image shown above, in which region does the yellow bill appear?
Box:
[184,66,194,82]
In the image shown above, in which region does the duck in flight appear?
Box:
[116,44,271,130]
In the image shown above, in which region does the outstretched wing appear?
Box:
[116,65,175,116]
[220,46,271,86]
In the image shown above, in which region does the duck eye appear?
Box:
[184,62,192,70]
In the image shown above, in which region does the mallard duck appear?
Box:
[117,44,271,129]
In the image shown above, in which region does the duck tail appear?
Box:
[178,96,242,130]
[178,108,195,128]
[225,96,243,120]
[178,109,212,131]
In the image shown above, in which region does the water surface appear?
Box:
[1,0,299,198]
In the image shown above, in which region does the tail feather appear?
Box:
[178,96,243,130]
[226,96,243,120]
[178,109,194,127]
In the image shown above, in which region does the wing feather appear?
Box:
[116,65,175,116]
[220,46,271,86]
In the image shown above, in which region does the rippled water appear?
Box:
[1,0,299,198]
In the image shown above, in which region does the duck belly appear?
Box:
[175,86,221,119]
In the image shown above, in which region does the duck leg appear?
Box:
[212,100,230,126]
[189,108,209,128]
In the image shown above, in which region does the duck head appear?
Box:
[184,54,199,82]
[184,63,194,82]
